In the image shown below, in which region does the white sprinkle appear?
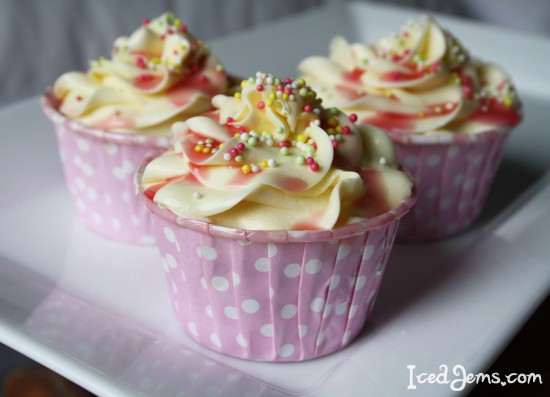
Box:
[193,192,203,199]
[289,94,295,101]
[266,76,273,84]
[223,153,232,161]
[251,164,260,173]
[250,131,259,138]
[266,139,274,146]
[240,133,250,141]
[276,91,283,97]
[313,108,321,114]
[379,157,387,165]
[268,158,277,167]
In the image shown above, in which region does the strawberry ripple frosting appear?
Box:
[140,73,414,231]
[298,15,522,134]
[53,12,228,135]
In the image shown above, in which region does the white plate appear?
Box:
[1,2,550,396]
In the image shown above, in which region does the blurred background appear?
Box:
[1,0,549,396]
[1,0,550,107]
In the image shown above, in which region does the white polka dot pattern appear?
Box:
[393,130,511,241]
[43,95,169,244]
[149,210,401,362]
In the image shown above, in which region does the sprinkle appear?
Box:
[234,92,241,99]
[229,148,239,157]
[267,158,277,167]
[296,155,306,165]
[261,160,269,168]
[235,155,243,162]
[247,137,258,146]
[306,157,314,165]
[194,144,204,152]
[503,96,512,107]
[280,147,289,156]
[193,192,202,199]
[142,18,151,26]
[332,141,339,149]
[237,142,246,151]
[257,101,265,109]
[296,134,307,143]
[223,153,232,161]
[240,132,250,141]
[76,95,83,101]
[299,88,308,97]
[309,162,320,172]
[349,113,358,123]
[198,74,208,83]
[304,104,312,113]
[417,112,425,118]
[266,139,274,146]
[178,25,187,33]
[379,157,387,165]
[278,140,292,148]
[241,164,252,174]
[202,147,211,154]
[251,164,260,173]
[226,117,234,123]
[256,84,264,91]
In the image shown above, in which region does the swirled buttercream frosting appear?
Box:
[53,12,228,135]
[141,73,413,230]
[299,15,521,134]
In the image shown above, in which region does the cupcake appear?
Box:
[299,15,522,241]
[42,12,229,244]
[138,72,415,361]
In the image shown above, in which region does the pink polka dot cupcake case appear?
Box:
[41,92,170,244]
[141,186,413,362]
[388,130,510,241]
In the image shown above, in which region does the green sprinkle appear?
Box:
[296,155,306,165]
[280,147,289,156]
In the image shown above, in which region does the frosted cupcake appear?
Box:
[299,15,522,241]
[138,73,415,361]
[42,12,229,244]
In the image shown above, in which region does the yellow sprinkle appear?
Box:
[241,80,247,88]
[202,147,211,154]
[241,164,251,174]
[267,99,274,107]
[194,144,204,152]
[503,96,512,107]
[336,126,343,133]
[296,134,307,143]
[234,92,241,99]
[261,160,269,168]
[328,117,338,127]
[384,90,393,98]
[417,112,425,118]
[282,93,289,100]
[174,19,181,27]
[327,128,335,135]
[218,143,224,148]
[307,92,316,99]
[268,93,276,101]
[234,133,241,137]
[297,78,306,86]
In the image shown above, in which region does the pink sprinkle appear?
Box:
[136,57,147,69]
[142,18,150,26]
[76,95,83,101]
[284,88,292,95]
[198,74,208,83]
[332,141,339,149]
[178,25,187,33]
[311,142,317,149]
[310,162,319,172]
[283,77,292,85]
[276,84,283,91]
[229,148,239,157]
[349,113,358,123]
[430,60,442,73]
[278,140,291,148]
[342,126,351,135]
[237,143,245,151]
[256,84,264,91]
[167,28,174,35]
[304,104,312,112]
[463,86,472,96]
[306,157,314,165]
[257,101,265,109]
[226,117,234,123]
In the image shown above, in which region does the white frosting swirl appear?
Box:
[53,12,228,135]
[141,73,413,230]
[299,15,521,134]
